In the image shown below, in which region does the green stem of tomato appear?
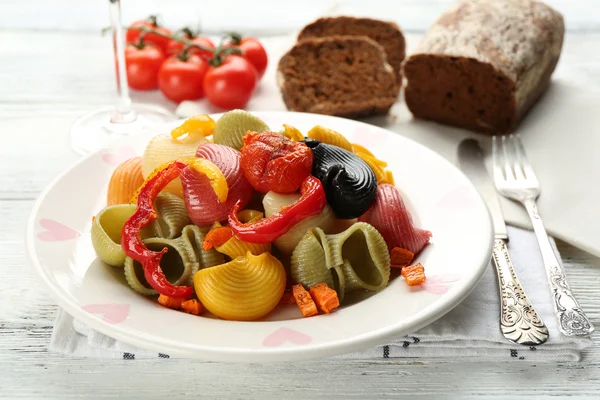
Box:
[128,25,243,64]
[128,25,215,53]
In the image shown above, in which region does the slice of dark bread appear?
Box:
[298,17,406,81]
[277,36,398,118]
[403,0,564,133]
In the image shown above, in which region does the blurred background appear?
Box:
[1,0,597,34]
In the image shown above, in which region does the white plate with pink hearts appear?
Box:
[26,111,493,362]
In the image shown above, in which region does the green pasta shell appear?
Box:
[290,222,390,303]
[91,204,154,267]
[151,192,191,239]
[329,222,390,293]
[213,109,270,150]
[123,237,198,296]
[179,225,225,271]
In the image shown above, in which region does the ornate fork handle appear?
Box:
[523,199,594,336]
[492,239,548,345]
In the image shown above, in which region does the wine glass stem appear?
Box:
[109,0,136,123]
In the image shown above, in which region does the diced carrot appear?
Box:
[181,299,204,315]
[309,283,340,314]
[202,226,234,251]
[292,284,319,317]
[391,247,414,268]
[279,290,295,305]
[158,294,185,310]
[401,263,426,286]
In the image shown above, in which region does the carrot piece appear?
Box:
[158,294,185,310]
[292,284,319,317]
[309,283,340,314]
[279,290,295,305]
[391,247,414,268]
[401,263,426,286]
[181,299,204,315]
[202,226,234,251]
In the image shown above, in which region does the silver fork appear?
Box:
[492,135,594,336]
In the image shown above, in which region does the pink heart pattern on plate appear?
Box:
[421,274,461,294]
[37,218,80,242]
[82,304,130,324]
[101,146,137,166]
[263,327,312,347]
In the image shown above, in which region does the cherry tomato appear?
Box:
[124,43,165,91]
[167,36,215,60]
[158,55,209,103]
[126,18,172,53]
[227,38,268,79]
[203,55,257,109]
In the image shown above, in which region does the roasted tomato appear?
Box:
[240,132,313,194]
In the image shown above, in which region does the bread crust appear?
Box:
[403,0,564,133]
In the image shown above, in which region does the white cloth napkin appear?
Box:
[49,227,593,362]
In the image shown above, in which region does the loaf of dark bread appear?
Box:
[298,17,406,81]
[403,0,564,133]
[277,36,398,118]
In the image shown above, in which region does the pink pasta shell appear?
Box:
[181,143,254,226]
[358,184,431,255]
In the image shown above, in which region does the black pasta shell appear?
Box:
[302,138,378,219]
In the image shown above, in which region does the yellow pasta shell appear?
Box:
[91,204,152,267]
[193,252,286,321]
[357,152,389,184]
[281,124,304,141]
[307,125,353,151]
[215,237,271,259]
[142,134,208,197]
[107,157,144,206]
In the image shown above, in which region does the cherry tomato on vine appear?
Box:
[203,55,257,109]
[124,43,165,91]
[167,34,215,60]
[158,55,209,103]
[126,17,172,53]
[226,37,268,79]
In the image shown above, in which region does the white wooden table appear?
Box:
[1,1,600,398]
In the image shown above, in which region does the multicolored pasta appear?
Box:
[359,184,431,255]
[142,134,208,197]
[107,157,144,206]
[212,109,270,150]
[124,237,197,296]
[124,224,225,296]
[263,191,338,255]
[94,112,431,321]
[181,143,254,226]
[290,222,390,302]
[303,139,378,219]
[307,125,353,152]
[150,192,191,239]
[193,252,286,320]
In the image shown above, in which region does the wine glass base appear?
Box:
[70,104,175,155]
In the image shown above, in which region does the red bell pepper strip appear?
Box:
[121,159,227,299]
[228,176,327,244]
[122,161,193,299]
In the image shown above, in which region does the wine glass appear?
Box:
[70,0,175,155]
